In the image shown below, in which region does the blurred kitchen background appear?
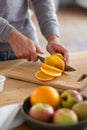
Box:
[30,0,87,54]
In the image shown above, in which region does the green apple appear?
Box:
[53,108,78,125]
[72,101,87,121]
[60,89,83,108]
[29,103,54,122]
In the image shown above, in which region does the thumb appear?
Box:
[36,45,44,54]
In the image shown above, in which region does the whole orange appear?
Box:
[30,86,60,109]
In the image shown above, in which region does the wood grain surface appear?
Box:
[4,52,87,91]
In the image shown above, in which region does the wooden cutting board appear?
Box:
[5,59,87,91]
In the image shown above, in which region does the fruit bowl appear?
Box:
[21,95,87,130]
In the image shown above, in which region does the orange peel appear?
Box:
[44,54,65,71]
[30,86,60,109]
[52,53,64,60]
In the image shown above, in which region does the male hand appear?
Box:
[46,35,69,64]
[8,29,43,62]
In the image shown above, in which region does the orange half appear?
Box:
[44,54,65,71]
[40,63,62,77]
[52,53,64,60]
[35,70,55,82]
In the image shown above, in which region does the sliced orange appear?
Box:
[35,70,55,82]
[52,53,64,60]
[44,54,65,71]
[40,63,62,77]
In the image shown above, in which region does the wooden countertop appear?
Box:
[0,51,87,130]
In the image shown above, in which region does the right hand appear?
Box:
[8,29,43,62]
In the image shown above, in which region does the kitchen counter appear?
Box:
[0,51,87,130]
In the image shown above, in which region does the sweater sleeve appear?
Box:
[31,0,60,39]
[0,17,14,43]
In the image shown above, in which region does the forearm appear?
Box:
[31,0,60,39]
[0,17,14,43]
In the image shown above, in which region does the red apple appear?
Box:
[72,101,87,121]
[29,103,54,122]
[53,108,79,125]
[60,89,83,108]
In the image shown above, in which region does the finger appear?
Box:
[27,57,31,61]
[36,45,44,54]
[63,51,69,64]
[30,50,37,62]
[26,52,32,61]
[31,45,44,62]
[46,46,55,54]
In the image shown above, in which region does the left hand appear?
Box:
[46,35,69,64]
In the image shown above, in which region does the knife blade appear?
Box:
[37,55,76,72]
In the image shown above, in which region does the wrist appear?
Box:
[47,35,59,43]
[8,28,17,44]
[8,28,25,45]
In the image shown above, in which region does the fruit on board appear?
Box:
[53,108,78,125]
[60,89,83,108]
[35,70,55,82]
[40,63,62,77]
[35,53,65,82]
[72,101,87,121]
[35,63,62,81]
[30,86,60,109]
[29,103,54,122]
[52,53,64,61]
[44,54,65,71]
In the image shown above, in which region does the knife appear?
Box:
[37,55,76,72]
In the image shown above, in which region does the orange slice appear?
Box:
[35,70,55,82]
[44,55,65,71]
[40,63,62,77]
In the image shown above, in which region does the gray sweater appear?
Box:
[0,0,59,51]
